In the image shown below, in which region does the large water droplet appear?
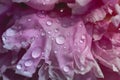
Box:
[46,20,52,26]
[63,66,69,72]
[32,48,41,58]
[55,36,65,45]
[16,64,22,70]
[6,28,16,36]
[24,60,33,67]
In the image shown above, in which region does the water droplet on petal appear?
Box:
[54,50,57,54]
[32,48,41,58]
[55,29,59,33]
[48,31,51,34]
[64,46,66,49]
[55,36,65,45]
[24,60,33,67]
[63,66,69,72]
[80,35,86,43]
[27,18,31,21]
[37,11,46,18]
[41,32,46,36]
[16,64,22,70]
[6,28,16,36]
[80,66,85,71]
[81,35,86,39]
[46,20,52,26]
[79,39,84,43]
[60,9,64,12]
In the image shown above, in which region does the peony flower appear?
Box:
[0,0,120,80]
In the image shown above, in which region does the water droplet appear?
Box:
[79,24,82,27]
[24,60,33,67]
[27,18,31,21]
[55,29,59,33]
[55,36,65,45]
[46,20,52,26]
[37,11,46,18]
[16,64,22,70]
[48,31,51,34]
[41,32,46,36]
[6,28,16,36]
[80,35,86,43]
[54,50,57,54]
[32,48,41,58]
[79,39,84,43]
[118,28,120,30]
[63,46,66,49]
[21,42,29,48]
[81,35,86,39]
[80,66,85,71]
[63,66,69,72]
[60,9,64,12]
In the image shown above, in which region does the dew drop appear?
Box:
[80,35,86,43]
[55,29,59,33]
[81,35,86,39]
[63,66,69,72]
[27,18,31,21]
[37,11,46,18]
[79,24,82,27]
[80,66,85,71]
[79,39,84,43]
[32,48,41,58]
[54,50,57,54]
[48,31,51,34]
[55,36,65,45]
[41,32,46,36]
[6,28,16,36]
[21,42,29,48]
[60,9,64,12]
[16,64,22,70]
[46,20,52,26]
[24,60,33,67]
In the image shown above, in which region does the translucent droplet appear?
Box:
[16,64,22,70]
[63,46,66,49]
[54,50,57,54]
[21,42,29,48]
[79,39,84,43]
[32,48,41,58]
[55,36,65,45]
[55,29,59,33]
[81,35,86,39]
[80,35,86,43]
[6,28,16,36]
[37,11,45,18]
[41,32,46,36]
[27,18,31,21]
[80,66,85,71]
[79,24,82,27]
[46,20,52,26]
[43,0,50,5]
[24,60,33,67]
[60,9,64,12]
[48,31,51,34]
[63,66,69,72]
